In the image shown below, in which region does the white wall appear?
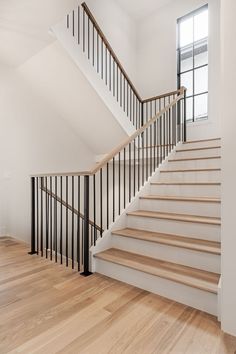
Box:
[0,0,78,67]
[0,68,94,242]
[221,0,236,337]
[85,0,138,87]
[136,0,221,140]
[19,41,127,155]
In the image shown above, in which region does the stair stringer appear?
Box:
[51,16,136,138]
[90,144,180,272]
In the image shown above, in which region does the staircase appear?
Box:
[94,138,221,316]
[28,2,220,320]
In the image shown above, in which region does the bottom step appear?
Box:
[94,248,220,315]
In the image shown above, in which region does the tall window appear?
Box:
[177,5,208,122]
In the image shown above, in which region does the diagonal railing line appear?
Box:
[31,87,186,178]
[41,185,103,232]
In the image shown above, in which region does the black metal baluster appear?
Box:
[142,129,144,186]
[116,64,119,102]
[72,10,75,37]
[109,52,111,91]
[40,177,43,257]
[123,74,126,113]
[133,139,136,197]
[45,177,48,259]
[78,6,80,45]
[97,32,99,73]
[183,89,187,142]
[54,176,57,263]
[82,175,91,276]
[169,98,171,152]
[100,169,103,237]
[146,106,149,180]
[77,176,81,271]
[36,178,39,255]
[150,103,153,174]
[93,175,96,245]
[138,135,140,190]
[87,15,90,59]
[120,70,122,107]
[130,88,132,122]
[92,24,95,66]
[118,152,121,215]
[50,176,52,261]
[124,148,126,208]
[29,177,36,255]
[154,120,156,171]
[113,157,115,222]
[83,8,85,52]
[71,176,74,269]
[105,46,107,85]
[67,14,69,29]
[60,176,63,264]
[66,176,68,267]
[129,143,131,202]
[133,92,135,126]
[127,84,129,118]
[113,59,115,97]
[107,163,109,229]
[101,40,103,79]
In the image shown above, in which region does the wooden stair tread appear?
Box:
[94,248,220,293]
[151,182,221,186]
[160,168,221,173]
[127,210,221,225]
[140,195,221,203]
[112,228,221,255]
[176,146,221,152]
[183,138,221,144]
[168,156,221,162]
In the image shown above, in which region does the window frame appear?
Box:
[177,4,209,123]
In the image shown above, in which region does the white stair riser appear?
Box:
[139,199,220,217]
[112,235,220,273]
[158,170,221,182]
[174,148,221,159]
[182,140,221,149]
[95,258,218,316]
[166,159,221,170]
[150,184,221,197]
[127,215,221,241]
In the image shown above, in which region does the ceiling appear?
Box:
[0,0,77,67]
[116,0,174,21]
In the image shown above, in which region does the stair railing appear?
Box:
[65,2,183,129]
[29,87,186,275]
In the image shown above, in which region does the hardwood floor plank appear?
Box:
[0,237,235,354]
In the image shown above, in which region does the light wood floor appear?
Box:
[1,237,236,354]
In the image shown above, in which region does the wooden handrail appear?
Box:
[31,87,185,178]
[142,88,184,103]
[82,2,184,105]
[41,186,103,232]
[81,2,142,102]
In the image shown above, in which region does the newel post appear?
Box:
[183,88,187,142]
[29,177,37,255]
[81,175,92,276]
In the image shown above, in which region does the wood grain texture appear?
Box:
[94,248,220,293]
[112,228,221,255]
[0,237,235,354]
[127,210,221,225]
[183,137,221,144]
[168,156,221,162]
[151,182,221,185]
[176,146,221,152]
[160,168,221,173]
[140,195,221,203]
